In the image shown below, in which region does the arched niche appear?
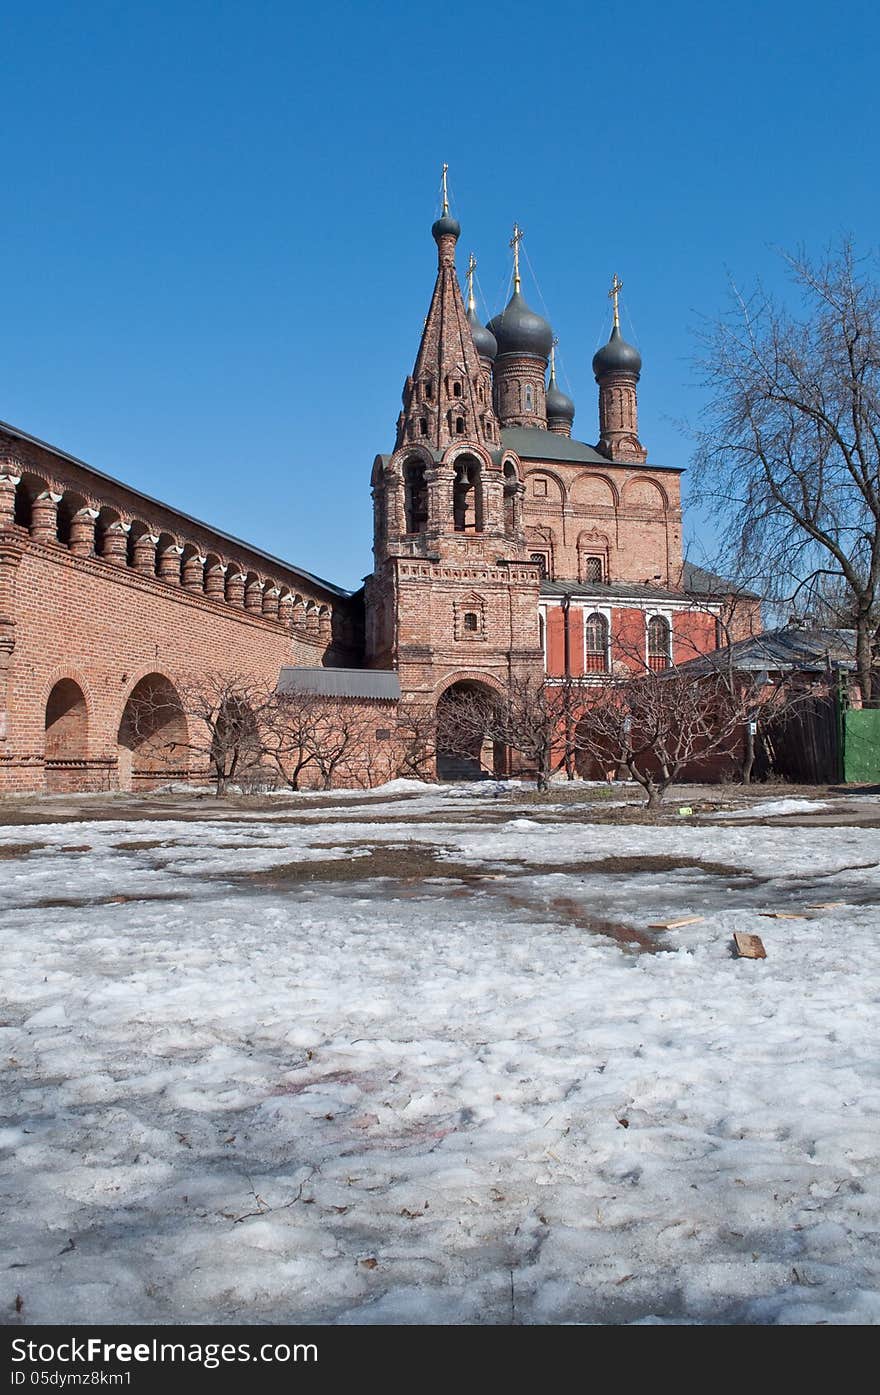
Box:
[117,673,189,791]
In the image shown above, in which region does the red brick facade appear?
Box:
[0,195,757,793]
[0,429,359,791]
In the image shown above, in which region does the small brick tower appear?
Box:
[593,273,647,464]
[365,172,543,744]
[488,224,555,431]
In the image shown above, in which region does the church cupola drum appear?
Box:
[592,274,647,464]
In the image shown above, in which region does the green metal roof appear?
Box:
[501,426,682,472]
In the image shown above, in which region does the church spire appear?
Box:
[396,173,499,452]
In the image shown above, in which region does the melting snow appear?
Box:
[1,787,879,1325]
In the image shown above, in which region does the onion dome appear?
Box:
[546,367,575,425]
[467,303,497,361]
[592,323,642,379]
[488,288,553,360]
[432,211,461,243]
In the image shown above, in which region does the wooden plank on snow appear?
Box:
[647,915,704,929]
[733,932,767,959]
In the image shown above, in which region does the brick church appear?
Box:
[0,177,753,793]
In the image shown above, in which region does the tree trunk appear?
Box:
[855,608,875,706]
[742,723,755,785]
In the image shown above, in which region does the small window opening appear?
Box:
[463,612,478,632]
[530,552,549,578]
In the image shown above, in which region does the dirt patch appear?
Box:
[234,844,504,887]
[113,839,183,852]
[24,892,184,911]
[0,842,45,859]
[233,843,666,953]
[545,895,666,952]
[552,853,748,878]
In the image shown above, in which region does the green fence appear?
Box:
[843,708,880,783]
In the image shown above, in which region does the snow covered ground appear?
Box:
[2,782,879,1325]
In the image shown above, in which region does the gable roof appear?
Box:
[677,627,856,675]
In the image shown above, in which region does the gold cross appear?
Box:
[608,273,623,328]
[441,163,449,215]
[466,252,477,310]
[510,222,523,291]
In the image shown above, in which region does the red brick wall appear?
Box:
[1,539,344,791]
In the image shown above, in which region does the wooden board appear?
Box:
[805,902,844,910]
[647,915,704,930]
[758,911,805,920]
[734,932,767,959]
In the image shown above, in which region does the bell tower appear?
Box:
[365,173,543,720]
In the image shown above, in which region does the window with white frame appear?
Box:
[584,611,609,673]
[647,614,671,670]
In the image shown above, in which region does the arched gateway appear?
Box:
[435,679,506,781]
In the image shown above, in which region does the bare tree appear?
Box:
[124,673,276,795]
[573,664,746,808]
[692,239,880,703]
[393,703,437,780]
[262,689,320,790]
[437,675,589,792]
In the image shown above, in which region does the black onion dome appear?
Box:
[467,303,497,361]
[546,373,575,423]
[592,323,642,379]
[432,212,461,242]
[488,289,553,359]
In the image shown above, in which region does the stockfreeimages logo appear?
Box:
[10,1338,318,1371]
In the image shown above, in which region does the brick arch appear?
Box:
[431,669,507,702]
[570,471,619,508]
[441,440,494,473]
[117,671,190,792]
[524,467,566,504]
[500,454,522,481]
[56,490,88,547]
[44,673,92,792]
[388,442,434,479]
[622,475,668,509]
[155,531,181,583]
[13,472,50,531]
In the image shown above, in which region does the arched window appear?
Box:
[523,384,534,412]
[404,459,428,534]
[453,457,483,533]
[583,555,604,583]
[647,615,671,671]
[503,461,518,535]
[584,613,609,673]
[456,416,465,434]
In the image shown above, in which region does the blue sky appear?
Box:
[2,0,878,591]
